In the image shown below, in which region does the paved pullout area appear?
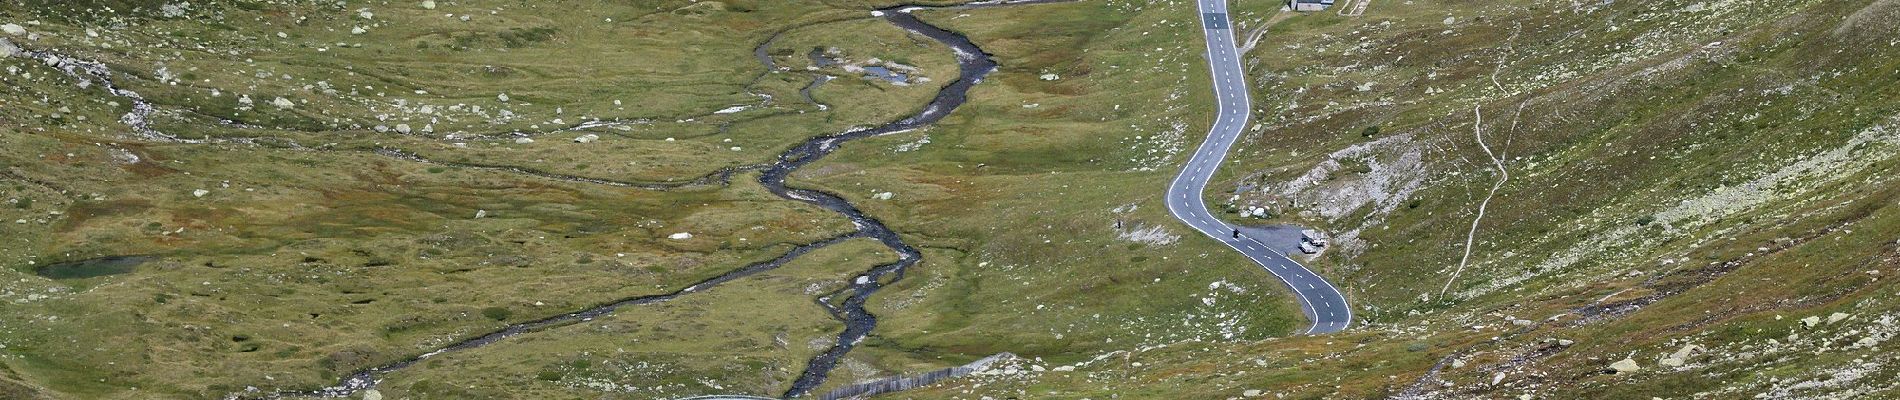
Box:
[1166,0,1352,334]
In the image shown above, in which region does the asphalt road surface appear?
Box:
[1166,0,1352,334]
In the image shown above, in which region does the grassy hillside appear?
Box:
[898,0,1900,398]
[1,0,1302,398]
[4,0,1896,398]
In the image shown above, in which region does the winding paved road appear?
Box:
[1167,0,1352,334]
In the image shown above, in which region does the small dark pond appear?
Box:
[34,256,154,279]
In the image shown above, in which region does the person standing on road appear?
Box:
[1232,229,1240,238]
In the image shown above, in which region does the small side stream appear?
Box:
[239,234,863,399]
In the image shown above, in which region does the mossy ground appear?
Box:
[2,0,1297,398]
[6,0,1898,398]
[900,0,1900,398]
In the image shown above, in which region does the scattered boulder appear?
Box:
[1828,312,1850,324]
[1243,389,1262,397]
[421,0,437,10]
[497,93,510,102]
[872,192,894,200]
[192,189,210,198]
[362,389,383,400]
[1801,315,1823,328]
[1659,344,1701,367]
[1609,358,1640,374]
[271,97,295,109]
[668,232,692,240]
[514,137,535,144]
[1039,73,1060,81]
[573,134,599,143]
[1,23,26,36]
[0,37,19,58]
[1854,336,1879,348]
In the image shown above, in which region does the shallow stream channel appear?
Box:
[232,3,1039,399]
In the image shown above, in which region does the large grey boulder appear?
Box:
[0,37,19,58]
[1609,358,1640,374]
[1659,344,1701,367]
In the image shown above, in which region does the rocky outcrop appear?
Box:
[1258,133,1429,223]
[815,353,1017,400]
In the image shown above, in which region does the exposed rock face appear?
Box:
[1833,0,1900,40]
[160,2,191,18]
[1115,222,1181,246]
[817,353,1019,399]
[1259,133,1430,226]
